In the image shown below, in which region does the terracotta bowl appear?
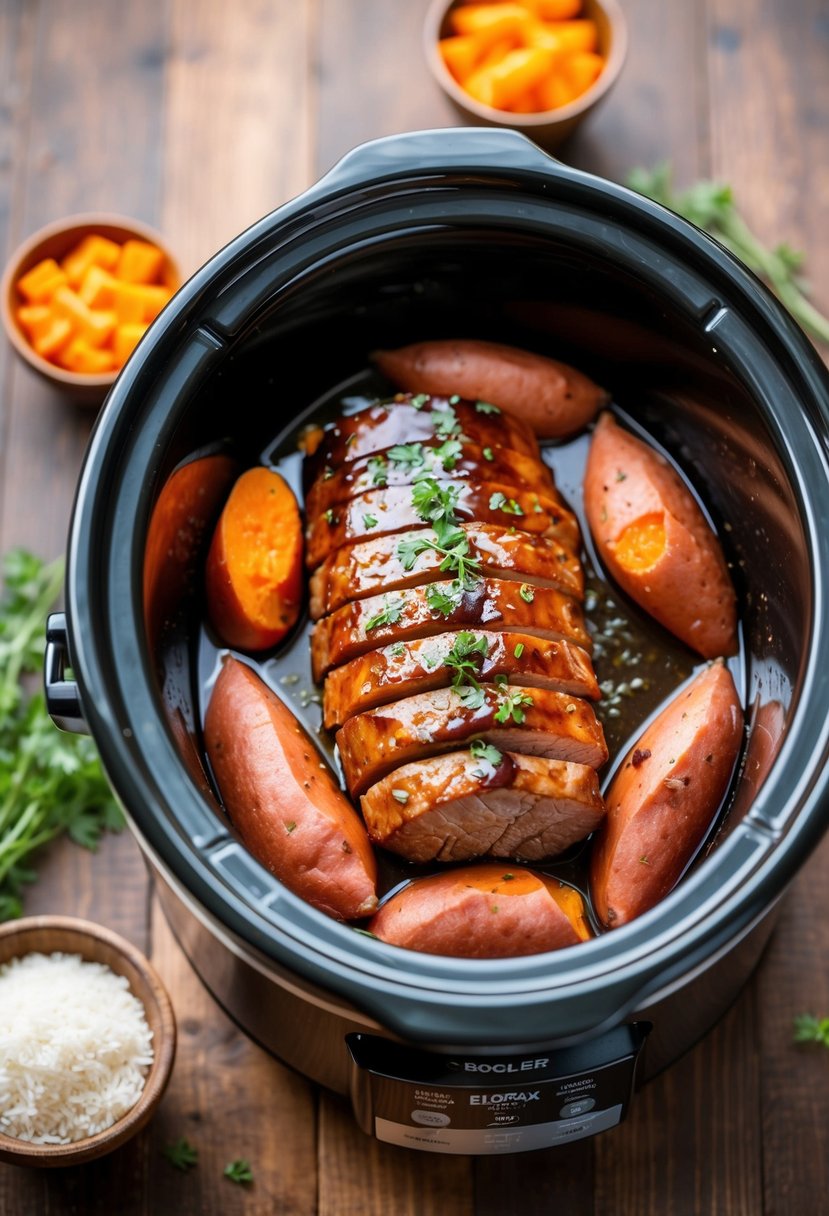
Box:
[0,915,176,1168]
[0,213,180,407]
[423,0,628,150]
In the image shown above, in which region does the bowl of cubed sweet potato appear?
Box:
[1,213,180,405]
[424,0,627,149]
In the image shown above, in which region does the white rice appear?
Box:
[0,951,155,1144]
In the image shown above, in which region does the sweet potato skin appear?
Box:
[373,340,609,438]
[205,466,303,651]
[369,865,591,957]
[589,661,743,928]
[583,412,737,658]
[204,657,377,921]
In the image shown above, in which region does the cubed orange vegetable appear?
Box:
[115,238,166,285]
[534,18,598,53]
[110,280,171,324]
[61,235,121,287]
[535,72,582,109]
[439,34,486,82]
[477,36,520,72]
[52,286,116,347]
[561,49,604,96]
[58,337,117,375]
[16,258,68,304]
[15,304,52,340]
[520,0,582,18]
[466,46,554,109]
[113,321,148,363]
[450,3,527,45]
[32,316,73,360]
[79,265,116,309]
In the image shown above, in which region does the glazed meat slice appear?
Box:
[309,395,541,470]
[322,630,599,730]
[309,522,583,618]
[306,479,581,569]
[304,439,557,519]
[310,576,592,681]
[360,750,606,863]
[336,685,608,797]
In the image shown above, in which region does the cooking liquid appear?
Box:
[193,371,744,933]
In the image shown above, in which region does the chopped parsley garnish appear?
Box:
[163,1138,199,1172]
[793,1014,829,1049]
[513,642,525,659]
[410,393,430,409]
[389,642,406,658]
[443,632,489,708]
[411,478,462,525]
[388,442,426,470]
[362,514,378,529]
[433,437,463,470]
[322,466,334,480]
[367,455,388,487]
[425,580,466,616]
[519,583,535,603]
[398,478,480,586]
[494,688,534,725]
[432,404,463,439]
[448,394,460,405]
[224,1159,254,1185]
[482,446,494,461]
[470,739,503,766]
[323,508,336,525]
[489,491,523,516]
[365,595,405,633]
[475,401,500,415]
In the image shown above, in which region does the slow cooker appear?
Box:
[45,128,829,1155]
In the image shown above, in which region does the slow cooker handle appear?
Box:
[44,612,88,734]
[314,127,563,196]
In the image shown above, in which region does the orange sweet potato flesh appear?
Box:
[205,466,303,651]
[372,339,608,439]
[590,662,743,928]
[368,864,591,957]
[583,412,738,658]
[205,658,378,921]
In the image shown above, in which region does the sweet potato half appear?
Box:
[369,864,591,957]
[205,466,303,651]
[589,661,744,928]
[204,657,378,921]
[583,412,738,658]
[373,339,608,438]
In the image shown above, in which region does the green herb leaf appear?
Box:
[163,1138,199,1172]
[494,688,534,725]
[411,478,462,525]
[396,534,434,571]
[224,1158,254,1185]
[410,393,430,409]
[431,405,462,439]
[482,447,494,461]
[365,595,405,633]
[323,508,336,525]
[389,642,406,658]
[519,583,535,603]
[362,514,378,529]
[433,438,464,471]
[470,739,503,766]
[793,1014,829,1048]
[628,163,829,345]
[513,642,525,659]
[475,401,500,415]
[425,580,466,616]
[0,550,124,920]
[388,442,426,470]
[458,684,486,710]
[367,455,388,487]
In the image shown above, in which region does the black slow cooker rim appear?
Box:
[66,129,829,1044]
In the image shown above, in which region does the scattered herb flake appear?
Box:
[425,580,466,616]
[323,508,336,525]
[391,789,410,804]
[285,820,297,834]
[519,583,535,603]
[388,442,426,470]
[793,1014,829,1049]
[163,1138,199,1172]
[410,393,430,409]
[365,595,406,632]
[494,688,534,725]
[470,739,503,766]
[434,437,463,470]
[475,400,500,414]
[482,446,494,461]
[389,642,406,658]
[513,642,525,659]
[322,466,334,480]
[368,455,388,487]
[448,394,461,405]
[224,1159,254,1185]
[615,470,627,482]
[432,405,462,439]
[362,514,378,529]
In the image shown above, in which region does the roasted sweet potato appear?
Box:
[204,657,378,921]
[368,864,591,957]
[372,339,608,438]
[583,412,738,658]
[205,466,303,651]
[590,661,743,928]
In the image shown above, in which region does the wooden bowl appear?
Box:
[0,915,176,1168]
[423,0,628,150]
[0,213,180,407]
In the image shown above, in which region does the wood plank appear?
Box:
[162,0,315,278]
[318,1090,474,1216]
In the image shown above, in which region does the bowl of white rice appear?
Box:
[0,915,176,1167]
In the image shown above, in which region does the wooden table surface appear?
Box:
[2,1,828,1212]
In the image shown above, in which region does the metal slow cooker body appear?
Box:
[54,129,829,1153]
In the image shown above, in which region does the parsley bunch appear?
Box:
[0,548,123,920]
[628,164,829,345]
[396,477,481,591]
[443,632,489,709]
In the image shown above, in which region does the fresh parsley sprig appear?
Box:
[163,1138,199,1171]
[224,1158,254,1185]
[442,632,489,710]
[793,1014,829,1050]
[0,549,124,920]
[627,163,829,345]
[364,594,405,633]
[494,688,534,725]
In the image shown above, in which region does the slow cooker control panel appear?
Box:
[347,1024,647,1155]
